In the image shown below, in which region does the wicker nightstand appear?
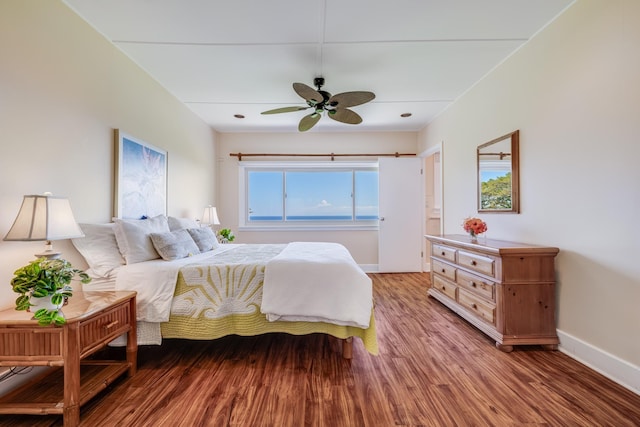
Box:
[0,291,137,427]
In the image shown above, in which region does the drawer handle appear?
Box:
[472,303,478,310]
[441,286,446,291]
[441,269,446,273]
[471,260,477,266]
[441,251,446,256]
[471,282,477,288]
[104,321,119,330]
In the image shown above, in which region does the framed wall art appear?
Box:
[114,129,167,219]
[477,130,520,213]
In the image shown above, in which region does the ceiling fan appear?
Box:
[261,77,375,132]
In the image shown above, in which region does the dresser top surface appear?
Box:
[425,234,559,256]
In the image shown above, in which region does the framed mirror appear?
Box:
[477,130,520,213]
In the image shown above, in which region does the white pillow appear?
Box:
[187,227,220,252]
[150,229,200,260]
[113,215,170,264]
[167,216,199,231]
[71,223,125,277]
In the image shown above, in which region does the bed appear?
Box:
[71,216,378,358]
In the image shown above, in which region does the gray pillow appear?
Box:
[187,227,220,252]
[114,215,170,264]
[167,216,199,231]
[150,229,200,261]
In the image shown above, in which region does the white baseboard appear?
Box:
[361,265,431,273]
[359,264,378,272]
[558,329,640,395]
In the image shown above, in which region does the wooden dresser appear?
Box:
[425,234,559,352]
[0,291,137,427]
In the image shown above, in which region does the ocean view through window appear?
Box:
[241,162,379,228]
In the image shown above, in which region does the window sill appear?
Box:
[238,224,379,232]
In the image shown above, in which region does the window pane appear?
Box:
[285,171,353,220]
[248,171,283,220]
[355,170,379,220]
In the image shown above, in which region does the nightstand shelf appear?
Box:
[0,361,129,415]
[0,291,137,427]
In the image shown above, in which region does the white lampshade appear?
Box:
[4,194,84,258]
[201,205,220,226]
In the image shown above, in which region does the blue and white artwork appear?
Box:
[115,131,167,219]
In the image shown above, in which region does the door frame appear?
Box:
[419,142,444,272]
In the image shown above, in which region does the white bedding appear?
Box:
[261,242,373,328]
[115,242,372,329]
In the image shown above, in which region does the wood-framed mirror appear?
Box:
[477,130,520,213]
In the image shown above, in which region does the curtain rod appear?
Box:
[478,152,512,159]
[229,152,416,161]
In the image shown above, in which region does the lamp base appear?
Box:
[34,240,62,259]
[34,249,62,260]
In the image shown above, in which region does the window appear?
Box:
[239,162,378,229]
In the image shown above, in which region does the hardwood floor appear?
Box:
[1,272,639,426]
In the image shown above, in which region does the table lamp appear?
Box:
[3,193,84,259]
[201,205,221,228]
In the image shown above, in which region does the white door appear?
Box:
[378,157,423,272]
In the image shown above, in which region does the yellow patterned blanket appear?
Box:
[160,244,378,355]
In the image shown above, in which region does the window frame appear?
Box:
[238,161,379,231]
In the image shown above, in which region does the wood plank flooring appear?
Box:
[1,272,638,426]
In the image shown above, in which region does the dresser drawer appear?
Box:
[432,244,456,262]
[458,288,495,324]
[432,274,457,300]
[432,259,456,281]
[457,270,494,301]
[79,301,132,354]
[458,250,495,277]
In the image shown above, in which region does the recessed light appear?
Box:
[234,114,245,119]
[400,113,412,118]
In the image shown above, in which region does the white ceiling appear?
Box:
[63,0,573,133]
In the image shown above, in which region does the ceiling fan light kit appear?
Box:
[261,77,375,132]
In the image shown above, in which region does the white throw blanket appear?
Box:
[261,242,373,328]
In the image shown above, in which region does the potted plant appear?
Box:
[217,228,235,243]
[11,257,91,325]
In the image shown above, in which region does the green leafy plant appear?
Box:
[11,257,91,325]
[218,228,235,242]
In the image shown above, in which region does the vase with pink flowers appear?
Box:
[462,217,487,243]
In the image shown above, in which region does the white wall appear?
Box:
[0,1,218,310]
[217,132,418,265]
[418,0,640,392]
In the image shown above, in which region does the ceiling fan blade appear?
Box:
[329,108,362,125]
[261,106,308,115]
[328,91,375,108]
[298,112,322,132]
[293,82,323,104]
